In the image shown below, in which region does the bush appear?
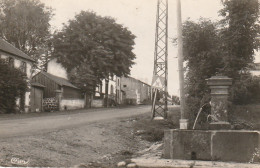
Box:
[0,60,28,113]
[230,74,260,105]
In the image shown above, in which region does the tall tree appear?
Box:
[182,19,222,123]
[181,0,260,124]
[219,0,260,78]
[0,0,53,69]
[52,11,136,93]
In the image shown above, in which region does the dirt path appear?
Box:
[0,107,153,167]
[0,106,150,138]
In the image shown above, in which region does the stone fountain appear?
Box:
[164,76,260,163]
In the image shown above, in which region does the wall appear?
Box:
[250,70,260,76]
[60,99,85,110]
[91,99,104,108]
[118,77,151,105]
[47,58,68,79]
[95,75,117,100]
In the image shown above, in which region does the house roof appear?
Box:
[40,71,79,89]
[0,38,34,62]
[31,82,45,88]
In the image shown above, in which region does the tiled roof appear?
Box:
[40,71,79,89]
[0,38,34,62]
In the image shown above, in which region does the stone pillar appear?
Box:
[55,90,62,111]
[206,76,232,130]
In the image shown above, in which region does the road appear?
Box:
[0,106,151,138]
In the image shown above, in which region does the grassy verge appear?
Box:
[132,107,180,142]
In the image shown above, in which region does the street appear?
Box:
[0,106,151,138]
[0,106,155,167]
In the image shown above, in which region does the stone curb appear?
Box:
[128,158,260,168]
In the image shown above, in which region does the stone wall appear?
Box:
[60,99,85,110]
[91,99,104,108]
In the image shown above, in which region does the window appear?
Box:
[21,61,26,73]
[9,57,14,68]
[123,85,127,88]
[110,85,114,94]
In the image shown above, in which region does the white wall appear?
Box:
[14,59,21,68]
[101,76,116,95]
[60,99,85,110]
[47,58,68,79]
[0,54,8,59]
[250,70,260,76]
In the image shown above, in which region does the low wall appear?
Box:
[91,99,104,108]
[164,129,260,163]
[60,99,85,110]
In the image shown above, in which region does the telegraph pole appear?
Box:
[176,0,188,129]
[151,0,168,119]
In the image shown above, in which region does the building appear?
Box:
[32,71,85,111]
[32,58,85,111]
[116,76,152,105]
[93,76,117,107]
[0,38,34,112]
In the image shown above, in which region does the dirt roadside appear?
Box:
[0,113,154,167]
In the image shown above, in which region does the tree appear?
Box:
[52,11,136,93]
[182,19,222,123]
[0,0,53,70]
[219,0,260,78]
[181,0,260,125]
[0,60,28,113]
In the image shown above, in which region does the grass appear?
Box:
[133,107,180,142]
[229,104,260,130]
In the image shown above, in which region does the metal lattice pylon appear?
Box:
[151,0,168,119]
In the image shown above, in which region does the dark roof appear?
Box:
[40,71,78,89]
[0,38,34,62]
[31,82,45,88]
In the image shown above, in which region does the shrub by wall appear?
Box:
[0,60,28,113]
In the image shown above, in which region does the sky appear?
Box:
[41,0,224,96]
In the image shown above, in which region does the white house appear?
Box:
[0,38,34,112]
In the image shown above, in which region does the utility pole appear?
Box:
[151,0,168,119]
[176,0,188,129]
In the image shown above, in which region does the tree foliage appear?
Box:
[52,11,136,93]
[182,0,260,123]
[219,0,260,78]
[0,0,53,69]
[0,60,28,113]
[182,19,221,121]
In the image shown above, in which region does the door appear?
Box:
[31,87,43,112]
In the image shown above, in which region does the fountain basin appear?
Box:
[164,129,260,163]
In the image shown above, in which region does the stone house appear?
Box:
[116,76,152,105]
[0,38,34,112]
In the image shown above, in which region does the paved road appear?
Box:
[0,106,152,138]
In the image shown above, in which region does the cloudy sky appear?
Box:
[41,0,224,95]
